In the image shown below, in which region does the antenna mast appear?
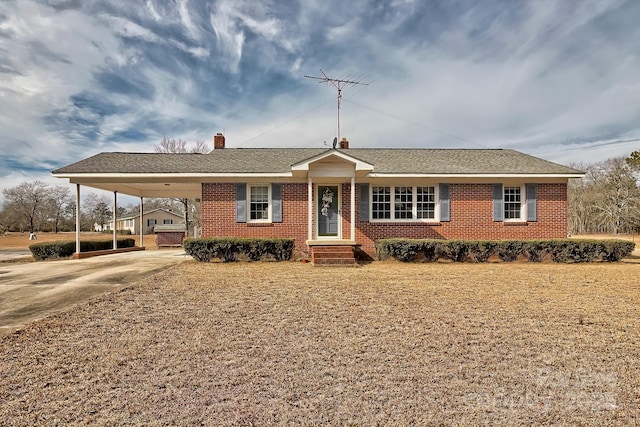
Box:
[304,69,368,142]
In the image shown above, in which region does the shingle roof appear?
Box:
[52,148,582,176]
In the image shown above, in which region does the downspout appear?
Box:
[139,197,144,248]
[113,191,117,249]
[75,184,80,255]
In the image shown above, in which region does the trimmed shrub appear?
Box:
[29,241,76,261]
[29,238,136,261]
[466,241,498,263]
[523,240,549,262]
[435,239,468,262]
[183,238,294,262]
[101,229,132,235]
[375,238,635,263]
[376,239,420,262]
[496,241,525,262]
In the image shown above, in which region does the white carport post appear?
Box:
[75,184,81,255]
[350,177,356,241]
[113,191,118,249]
[307,176,313,241]
[139,197,144,247]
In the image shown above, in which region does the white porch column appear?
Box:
[113,191,117,249]
[139,197,144,247]
[75,184,81,255]
[350,177,356,241]
[307,177,313,241]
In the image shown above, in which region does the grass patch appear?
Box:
[0,262,638,425]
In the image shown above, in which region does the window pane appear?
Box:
[504,186,521,219]
[371,187,391,219]
[394,187,413,219]
[250,186,269,220]
[416,186,435,219]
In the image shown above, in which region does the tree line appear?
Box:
[0,137,208,235]
[0,182,187,234]
[568,154,640,235]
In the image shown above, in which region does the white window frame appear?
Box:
[503,184,526,222]
[370,185,440,222]
[247,184,272,223]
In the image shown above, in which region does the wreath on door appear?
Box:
[321,187,334,217]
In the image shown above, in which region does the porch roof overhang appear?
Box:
[291,150,374,178]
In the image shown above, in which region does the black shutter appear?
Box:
[236,183,246,223]
[272,184,282,222]
[439,183,450,221]
[359,183,369,221]
[526,183,537,222]
[493,184,503,222]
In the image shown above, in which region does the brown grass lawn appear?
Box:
[0,231,158,251]
[0,261,638,426]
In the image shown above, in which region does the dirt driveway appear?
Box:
[0,249,187,334]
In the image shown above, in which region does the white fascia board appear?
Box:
[52,172,293,179]
[367,173,584,178]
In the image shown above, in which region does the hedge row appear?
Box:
[183,238,294,262]
[376,239,635,263]
[29,238,136,261]
[101,229,132,235]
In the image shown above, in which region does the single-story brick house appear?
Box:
[104,208,184,234]
[53,134,583,261]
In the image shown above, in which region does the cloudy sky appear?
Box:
[1,0,640,202]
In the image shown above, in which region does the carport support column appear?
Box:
[113,191,117,250]
[75,184,81,255]
[307,177,313,241]
[139,197,144,248]
[350,177,356,241]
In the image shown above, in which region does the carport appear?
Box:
[52,158,202,256]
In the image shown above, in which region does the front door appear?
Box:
[317,185,340,238]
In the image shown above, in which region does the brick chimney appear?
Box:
[214,132,225,149]
[339,137,349,149]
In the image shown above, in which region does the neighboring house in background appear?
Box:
[104,208,184,234]
[53,133,584,260]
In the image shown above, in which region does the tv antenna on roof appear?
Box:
[304,69,368,143]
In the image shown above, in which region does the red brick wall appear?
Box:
[354,183,568,256]
[201,183,309,255]
[201,182,568,259]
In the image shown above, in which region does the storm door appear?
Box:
[317,185,340,238]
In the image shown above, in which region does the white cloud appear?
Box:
[210,2,245,73]
[2,0,640,205]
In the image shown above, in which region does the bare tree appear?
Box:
[83,193,112,231]
[568,158,640,234]
[46,186,74,233]
[1,180,50,233]
[154,137,210,236]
